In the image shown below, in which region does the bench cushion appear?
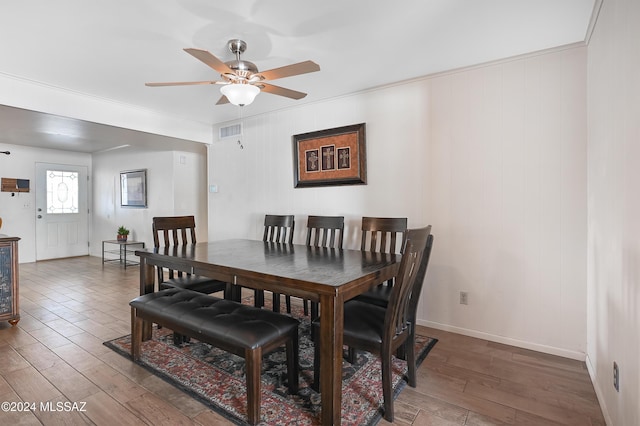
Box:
[130,288,299,350]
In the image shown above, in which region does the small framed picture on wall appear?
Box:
[120,169,147,208]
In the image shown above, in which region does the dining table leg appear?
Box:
[319,293,344,425]
[139,258,155,341]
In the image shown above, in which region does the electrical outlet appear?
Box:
[459,291,468,305]
[613,361,619,392]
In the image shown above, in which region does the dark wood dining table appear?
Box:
[135,239,398,425]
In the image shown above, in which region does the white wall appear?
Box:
[208,82,429,246]
[0,143,91,263]
[587,0,640,424]
[427,48,587,358]
[209,45,587,359]
[0,139,208,262]
[91,146,209,255]
[0,73,212,144]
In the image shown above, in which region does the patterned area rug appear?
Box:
[105,299,437,425]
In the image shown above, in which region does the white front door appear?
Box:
[35,163,89,260]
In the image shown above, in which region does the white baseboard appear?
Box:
[419,319,586,361]
[586,354,612,426]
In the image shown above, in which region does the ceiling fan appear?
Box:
[145,39,320,106]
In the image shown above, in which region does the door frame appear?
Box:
[35,162,90,260]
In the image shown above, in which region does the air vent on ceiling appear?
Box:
[219,123,242,140]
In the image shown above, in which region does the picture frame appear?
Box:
[120,169,147,208]
[292,123,366,188]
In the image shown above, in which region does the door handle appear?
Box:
[37,208,42,212]
[37,215,42,219]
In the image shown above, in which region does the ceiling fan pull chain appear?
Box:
[237,107,244,149]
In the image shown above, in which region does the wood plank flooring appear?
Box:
[0,256,605,425]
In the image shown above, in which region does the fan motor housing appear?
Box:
[225,59,258,78]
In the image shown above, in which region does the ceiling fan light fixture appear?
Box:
[220,83,260,106]
[147,40,318,105]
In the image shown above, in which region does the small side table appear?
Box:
[102,240,145,268]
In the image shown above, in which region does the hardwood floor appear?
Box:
[0,256,604,425]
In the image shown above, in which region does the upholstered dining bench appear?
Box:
[129,288,299,425]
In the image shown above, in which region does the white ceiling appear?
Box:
[0,0,597,153]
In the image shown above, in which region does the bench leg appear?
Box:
[131,307,142,361]
[245,347,262,425]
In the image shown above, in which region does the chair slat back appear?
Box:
[152,216,198,282]
[385,226,431,339]
[360,217,407,254]
[305,215,344,249]
[263,215,295,243]
[407,233,434,324]
[152,216,197,247]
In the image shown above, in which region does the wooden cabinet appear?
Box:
[0,236,20,325]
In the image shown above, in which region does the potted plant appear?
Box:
[117,226,130,242]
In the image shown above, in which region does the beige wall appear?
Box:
[209,45,588,359]
[587,0,640,424]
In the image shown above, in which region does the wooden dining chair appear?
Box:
[152,216,230,344]
[345,217,407,361]
[305,215,344,319]
[152,216,229,296]
[312,226,431,422]
[256,214,295,312]
[352,230,434,371]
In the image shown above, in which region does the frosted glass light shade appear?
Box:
[220,84,260,106]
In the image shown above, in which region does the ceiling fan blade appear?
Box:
[145,80,223,87]
[184,48,235,75]
[260,83,307,100]
[256,60,320,81]
[216,95,230,105]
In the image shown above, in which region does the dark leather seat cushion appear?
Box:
[352,284,391,308]
[130,288,299,350]
[312,299,387,346]
[159,276,228,295]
